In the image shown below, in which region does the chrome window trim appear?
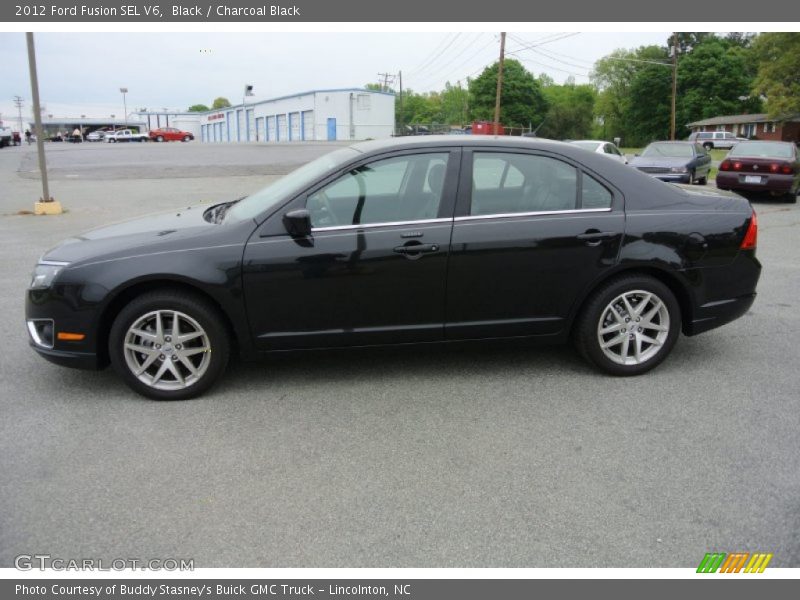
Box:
[311,217,453,233]
[455,207,612,222]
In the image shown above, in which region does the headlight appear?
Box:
[670,166,688,173]
[29,261,69,289]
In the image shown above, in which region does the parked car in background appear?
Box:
[717,141,799,203]
[0,127,12,148]
[630,142,712,185]
[149,127,194,142]
[86,129,109,142]
[12,131,22,145]
[569,140,628,164]
[105,129,149,143]
[26,136,761,399]
[688,131,748,150]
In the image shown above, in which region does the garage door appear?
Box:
[267,116,276,142]
[255,117,264,142]
[277,114,288,141]
[289,112,301,141]
[247,109,255,141]
[302,111,314,141]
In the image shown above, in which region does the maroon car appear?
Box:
[149,127,194,142]
[717,141,799,203]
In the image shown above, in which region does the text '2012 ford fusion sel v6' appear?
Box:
[26,136,761,400]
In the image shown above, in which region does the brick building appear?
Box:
[686,113,800,142]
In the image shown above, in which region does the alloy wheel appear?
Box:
[123,309,211,391]
[597,290,670,366]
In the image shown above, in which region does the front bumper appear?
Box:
[30,342,102,370]
[26,285,107,371]
[637,170,692,184]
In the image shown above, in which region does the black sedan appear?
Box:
[26,136,761,399]
[630,141,713,185]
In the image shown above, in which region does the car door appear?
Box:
[694,144,712,177]
[242,149,460,350]
[445,149,624,340]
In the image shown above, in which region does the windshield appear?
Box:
[729,142,794,159]
[641,143,694,158]
[571,142,600,151]
[225,147,361,222]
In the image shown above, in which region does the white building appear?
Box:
[196,88,395,143]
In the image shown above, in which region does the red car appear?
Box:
[149,127,194,142]
[717,141,799,203]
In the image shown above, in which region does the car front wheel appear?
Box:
[156,135,164,142]
[575,275,681,376]
[109,291,230,400]
[182,135,191,142]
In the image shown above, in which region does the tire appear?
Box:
[156,135,164,142]
[109,290,230,400]
[182,135,191,142]
[698,174,708,185]
[687,171,695,185]
[702,142,713,150]
[574,274,681,376]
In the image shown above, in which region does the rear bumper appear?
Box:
[717,172,796,193]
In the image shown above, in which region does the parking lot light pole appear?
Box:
[120,87,128,129]
[26,32,62,215]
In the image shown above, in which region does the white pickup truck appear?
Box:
[105,129,149,143]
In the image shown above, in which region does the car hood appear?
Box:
[630,156,692,168]
[42,203,227,265]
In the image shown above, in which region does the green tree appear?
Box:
[468,59,548,128]
[676,37,762,133]
[188,104,210,112]
[752,33,800,117]
[538,83,597,140]
[591,46,669,145]
[211,97,232,109]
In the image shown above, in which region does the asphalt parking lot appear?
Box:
[1,141,798,568]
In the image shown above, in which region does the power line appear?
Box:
[411,32,494,91]
[407,32,463,76]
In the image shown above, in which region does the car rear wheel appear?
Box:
[702,142,713,150]
[109,291,230,400]
[575,275,681,376]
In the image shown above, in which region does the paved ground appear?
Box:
[1,142,798,568]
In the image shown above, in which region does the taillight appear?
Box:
[741,211,757,250]
[780,164,793,175]
[769,163,780,173]
[720,160,731,171]
[733,162,743,171]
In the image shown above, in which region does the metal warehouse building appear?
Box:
[197,88,395,143]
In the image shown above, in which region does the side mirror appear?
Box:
[283,209,312,237]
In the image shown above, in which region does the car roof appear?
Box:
[349,135,587,155]
[570,140,606,144]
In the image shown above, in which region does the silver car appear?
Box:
[569,140,628,164]
[688,131,748,150]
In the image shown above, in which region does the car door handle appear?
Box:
[393,243,440,255]
[577,231,616,242]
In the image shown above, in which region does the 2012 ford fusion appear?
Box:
[26,136,761,399]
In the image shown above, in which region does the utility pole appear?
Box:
[670,32,678,141]
[26,32,60,213]
[493,32,506,136]
[13,95,24,134]
[397,70,403,136]
[377,72,395,93]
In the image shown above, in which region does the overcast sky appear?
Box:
[0,31,670,122]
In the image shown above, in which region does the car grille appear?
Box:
[637,167,671,174]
